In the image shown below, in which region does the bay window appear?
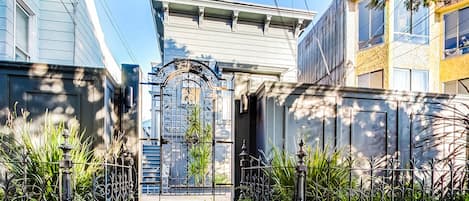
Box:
[394,0,429,44]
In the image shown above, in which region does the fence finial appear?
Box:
[60,129,73,201]
[239,139,249,199]
[295,139,307,201]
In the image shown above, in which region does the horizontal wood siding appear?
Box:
[0,0,14,60]
[38,0,74,64]
[73,0,104,67]
[164,14,297,73]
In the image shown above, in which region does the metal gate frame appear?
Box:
[144,59,233,196]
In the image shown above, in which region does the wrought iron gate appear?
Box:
[143,59,233,196]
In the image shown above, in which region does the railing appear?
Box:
[238,140,469,201]
[439,0,465,7]
[0,131,135,201]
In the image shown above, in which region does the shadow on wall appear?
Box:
[0,61,121,156]
[164,38,215,64]
[256,82,468,171]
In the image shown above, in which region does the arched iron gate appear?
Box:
[143,59,233,196]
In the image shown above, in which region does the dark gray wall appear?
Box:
[256,81,469,168]
[120,64,141,158]
[0,61,120,153]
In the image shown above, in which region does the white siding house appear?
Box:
[152,0,315,85]
[144,0,315,200]
[0,0,120,82]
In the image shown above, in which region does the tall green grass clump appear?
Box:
[0,109,102,200]
[185,106,213,186]
[270,146,352,201]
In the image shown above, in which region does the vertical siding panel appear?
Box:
[298,0,346,85]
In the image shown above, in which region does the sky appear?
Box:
[95,0,333,121]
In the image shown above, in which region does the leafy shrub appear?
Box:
[0,109,102,200]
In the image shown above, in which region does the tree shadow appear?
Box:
[253,81,468,178]
[0,61,121,157]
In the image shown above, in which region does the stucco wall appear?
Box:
[440,54,469,83]
[356,44,389,87]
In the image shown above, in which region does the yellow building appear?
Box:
[299,0,469,94]
[355,0,440,92]
[436,0,469,94]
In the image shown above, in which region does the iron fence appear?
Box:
[0,131,135,201]
[238,140,469,201]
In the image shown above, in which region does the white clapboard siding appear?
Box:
[38,0,74,64]
[0,0,13,60]
[164,17,297,69]
[73,0,104,67]
[0,0,108,68]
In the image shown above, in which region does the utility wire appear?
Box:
[98,0,138,64]
[356,0,447,68]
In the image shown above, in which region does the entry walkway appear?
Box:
[140,194,231,201]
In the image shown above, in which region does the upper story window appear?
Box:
[444,78,469,94]
[15,3,31,61]
[392,68,429,92]
[357,69,383,89]
[444,7,469,58]
[394,0,429,44]
[359,0,385,49]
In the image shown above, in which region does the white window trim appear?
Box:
[14,0,36,61]
[392,67,429,92]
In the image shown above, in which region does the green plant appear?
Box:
[185,106,213,186]
[214,174,229,184]
[0,109,102,200]
[269,146,353,201]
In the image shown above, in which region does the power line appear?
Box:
[356,0,431,67]
[98,0,138,64]
[357,0,457,66]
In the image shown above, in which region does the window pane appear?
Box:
[459,8,469,54]
[358,73,370,88]
[444,80,457,94]
[15,47,27,61]
[457,79,469,94]
[371,7,384,37]
[394,0,410,33]
[15,5,29,51]
[412,7,429,36]
[393,68,410,91]
[411,70,428,92]
[444,12,458,55]
[370,70,383,89]
[359,1,370,42]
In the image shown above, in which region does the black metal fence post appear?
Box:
[295,139,307,201]
[60,130,73,201]
[239,140,249,199]
[124,149,135,200]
